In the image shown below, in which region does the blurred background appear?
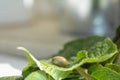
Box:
[0,0,120,74]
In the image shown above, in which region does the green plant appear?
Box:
[1,26,120,80]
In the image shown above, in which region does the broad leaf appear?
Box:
[18,36,118,80]
[57,36,118,62]
[18,47,87,80]
[18,47,72,80]
[89,64,120,80]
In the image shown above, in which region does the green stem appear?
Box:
[47,74,51,80]
[76,67,94,80]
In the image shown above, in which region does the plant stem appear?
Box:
[47,74,51,80]
[76,67,94,80]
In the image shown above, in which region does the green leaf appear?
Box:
[18,47,82,80]
[22,64,39,78]
[40,60,73,80]
[102,54,118,65]
[105,64,120,74]
[88,64,103,75]
[57,36,118,63]
[17,47,43,70]
[0,76,23,80]
[63,78,85,80]
[17,47,36,64]
[64,70,83,79]
[18,47,43,78]
[77,50,88,61]
[89,64,120,80]
[113,26,120,65]
[25,70,53,80]
[114,52,120,65]
[113,26,120,45]
[18,36,118,80]
[18,47,71,80]
[39,50,94,80]
[18,38,118,80]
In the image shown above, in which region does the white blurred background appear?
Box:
[0,0,120,74]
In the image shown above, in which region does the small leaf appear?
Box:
[88,64,103,75]
[77,50,88,61]
[90,64,120,80]
[105,64,120,74]
[25,70,53,80]
[22,64,39,78]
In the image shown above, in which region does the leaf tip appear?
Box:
[17,46,25,50]
[17,47,29,53]
[17,46,29,51]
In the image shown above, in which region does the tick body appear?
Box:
[52,56,68,67]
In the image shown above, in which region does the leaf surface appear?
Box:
[89,64,120,80]
[25,70,53,80]
[57,36,118,63]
